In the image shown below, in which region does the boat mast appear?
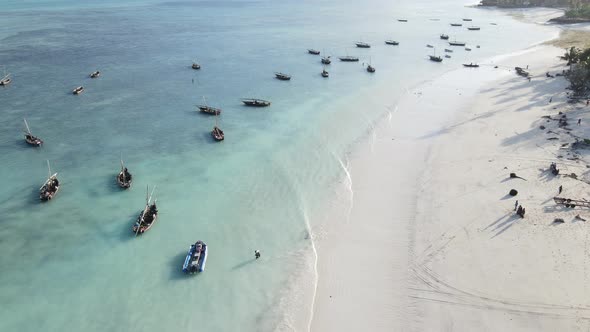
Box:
[24,118,32,135]
[47,160,51,180]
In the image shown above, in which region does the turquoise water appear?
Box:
[0,1,556,331]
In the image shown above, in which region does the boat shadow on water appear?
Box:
[231,258,256,270]
[118,212,143,242]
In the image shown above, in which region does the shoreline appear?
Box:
[308,15,579,331]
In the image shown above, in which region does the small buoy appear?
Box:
[509,189,518,196]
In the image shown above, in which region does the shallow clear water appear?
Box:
[0,1,556,330]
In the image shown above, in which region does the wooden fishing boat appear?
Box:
[321,67,329,78]
[192,63,201,70]
[90,71,100,78]
[275,72,291,81]
[429,49,442,62]
[463,63,479,68]
[445,55,451,58]
[321,56,332,64]
[40,160,59,201]
[440,34,449,40]
[339,55,359,62]
[211,111,224,141]
[367,64,375,73]
[308,49,320,55]
[197,97,221,115]
[450,23,462,27]
[133,186,158,235]
[385,40,400,45]
[242,98,271,107]
[490,23,497,25]
[465,47,472,51]
[398,19,408,22]
[444,49,453,53]
[467,26,480,31]
[449,41,466,46]
[463,18,473,21]
[23,119,43,147]
[426,44,434,48]
[0,66,11,86]
[182,240,208,274]
[72,86,84,95]
[355,42,370,48]
[116,159,132,189]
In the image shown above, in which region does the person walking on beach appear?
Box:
[579,119,582,125]
[586,99,589,106]
[515,200,519,211]
[559,185,563,194]
[254,250,261,260]
[549,97,553,103]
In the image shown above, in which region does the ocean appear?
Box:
[0,0,557,330]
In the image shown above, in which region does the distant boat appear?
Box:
[490,23,498,25]
[355,42,370,48]
[116,159,132,189]
[444,49,453,53]
[426,44,434,48]
[449,41,466,46]
[211,111,224,141]
[40,160,59,201]
[463,18,473,21]
[366,57,375,73]
[463,63,479,68]
[23,118,43,147]
[465,47,472,51]
[385,40,399,45]
[339,55,359,62]
[133,185,158,235]
[182,241,208,274]
[192,63,201,70]
[398,19,408,22]
[321,56,332,64]
[467,26,480,31]
[242,98,271,107]
[476,45,481,48]
[275,72,291,80]
[321,67,329,78]
[72,86,84,95]
[90,71,100,78]
[429,49,443,62]
[430,18,440,21]
[196,96,221,115]
[450,23,462,27]
[0,66,11,86]
[445,55,451,58]
[440,34,449,40]
[308,49,320,55]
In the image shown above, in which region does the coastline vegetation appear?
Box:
[562,46,590,96]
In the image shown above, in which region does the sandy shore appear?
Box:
[309,40,590,330]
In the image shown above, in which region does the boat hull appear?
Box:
[182,241,208,274]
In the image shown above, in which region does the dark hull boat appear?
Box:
[426,44,434,48]
[182,241,208,274]
[463,63,479,68]
[308,49,320,55]
[133,186,158,235]
[355,42,370,48]
[444,49,453,53]
[321,56,332,64]
[445,55,451,58]
[429,55,443,62]
[275,72,291,80]
[23,119,43,147]
[242,99,271,107]
[465,47,472,51]
[339,56,359,62]
[40,161,59,202]
[73,86,84,95]
[449,41,466,46]
[192,63,201,70]
[440,34,449,40]
[321,69,329,77]
[367,65,375,73]
[117,160,132,189]
[0,77,11,86]
[197,105,222,115]
[467,27,480,31]
[90,71,100,78]
[450,23,462,27]
[211,126,224,141]
[398,19,408,22]
[385,40,399,45]
[463,18,473,21]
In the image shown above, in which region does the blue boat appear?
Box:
[182,241,208,274]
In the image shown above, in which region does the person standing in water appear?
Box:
[255,250,261,260]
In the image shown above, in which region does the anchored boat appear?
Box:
[339,55,359,62]
[211,111,224,141]
[23,118,43,147]
[385,40,399,45]
[182,241,208,274]
[133,186,158,235]
[440,34,449,40]
[308,49,320,55]
[116,159,132,189]
[274,72,291,81]
[450,23,462,27]
[72,86,84,95]
[355,42,370,48]
[463,63,479,68]
[321,56,332,64]
[321,68,329,78]
[197,96,222,115]
[0,66,11,86]
[449,41,466,46]
[40,160,59,201]
[242,98,271,107]
[467,26,480,31]
[192,63,201,70]
[90,71,100,78]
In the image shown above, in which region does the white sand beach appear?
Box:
[310,39,590,330]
